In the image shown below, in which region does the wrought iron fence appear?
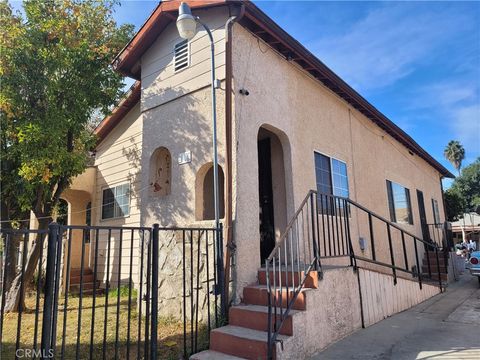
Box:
[0,223,223,359]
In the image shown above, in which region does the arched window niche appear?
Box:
[149,147,172,196]
[195,163,225,221]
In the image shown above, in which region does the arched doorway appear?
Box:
[258,126,288,264]
[195,162,225,221]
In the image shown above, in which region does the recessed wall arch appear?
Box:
[195,162,225,221]
[149,147,172,197]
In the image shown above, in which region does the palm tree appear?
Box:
[444,140,465,176]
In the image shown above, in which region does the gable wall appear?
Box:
[141,7,228,112]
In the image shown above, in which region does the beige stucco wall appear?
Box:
[137,7,231,313]
[140,88,226,227]
[139,7,229,228]
[64,8,446,312]
[231,24,446,300]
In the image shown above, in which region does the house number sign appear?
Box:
[178,151,192,165]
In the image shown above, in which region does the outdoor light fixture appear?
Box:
[176,1,224,308]
[359,237,366,251]
[176,2,197,40]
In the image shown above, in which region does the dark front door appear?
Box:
[417,190,430,245]
[258,138,275,265]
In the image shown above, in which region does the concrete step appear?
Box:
[69,281,98,289]
[69,281,101,294]
[424,252,447,260]
[210,325,290,360]
[190,350,247,360]
[422,257,447,265]
[243,285,309,310]
[70,268,93,277]
[70,273,94,285]
[421,265,447,274]
[257,269,318,289]
[229,304,297,336]
[68,287,104,296]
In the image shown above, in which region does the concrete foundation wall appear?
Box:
[284,267,441,358]
[298,267,362,356]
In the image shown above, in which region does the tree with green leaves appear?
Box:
[444,158,480,221]
[444,140,465,176]
[0,0,133,311]
[444,188,466,222]
[451,158,480,210]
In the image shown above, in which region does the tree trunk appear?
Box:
[0,201,29,298]
[3,217,51,313]
[3,232,21,294]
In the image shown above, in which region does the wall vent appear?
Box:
[174,40,189,72]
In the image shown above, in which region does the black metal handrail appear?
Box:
[426,223,447,248]
[265,190,322,359]
[320,192,444,288]
[265,190,444,359]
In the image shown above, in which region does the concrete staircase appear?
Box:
[422,250,448,283]
[192,268,319,360]
[69,267,100,294]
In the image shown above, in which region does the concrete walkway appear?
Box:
[311,274,480,360]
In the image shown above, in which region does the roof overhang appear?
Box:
[110,0,454,178]
[94,81,141,144]
[112,0,232,79]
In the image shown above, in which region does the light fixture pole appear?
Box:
[176,2,225,312]
[177,2,220,232]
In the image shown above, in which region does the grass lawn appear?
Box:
[1,290,209,359]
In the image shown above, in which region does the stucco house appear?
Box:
[62,0,454,358]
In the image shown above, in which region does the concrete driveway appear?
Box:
[311,274,480,360]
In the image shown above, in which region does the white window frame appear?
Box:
[101,182,131,220]
[313,150,350,198]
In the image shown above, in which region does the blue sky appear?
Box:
[11,1,480,182]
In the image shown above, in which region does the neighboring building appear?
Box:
[452,212,480,245]
[62,1,454,357]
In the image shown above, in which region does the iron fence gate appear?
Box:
[0,223,224,359]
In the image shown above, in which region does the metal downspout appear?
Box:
[224,3,245,309]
